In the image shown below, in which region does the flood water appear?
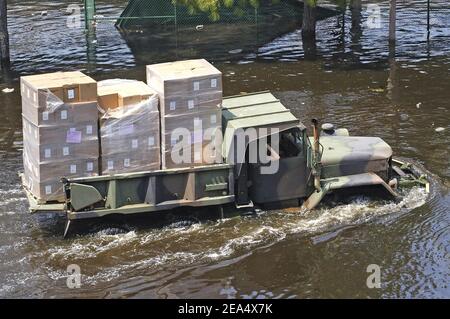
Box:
[0,0,449,298]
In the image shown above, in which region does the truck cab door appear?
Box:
[247,128,309,205]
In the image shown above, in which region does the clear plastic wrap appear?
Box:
[21,73,99,203]
[146,59,224,168]
[98,79,161,175]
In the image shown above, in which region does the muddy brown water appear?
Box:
[0,1,448,298]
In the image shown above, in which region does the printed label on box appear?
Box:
[87,162,94,172]
[148,136,155,146]
[86,125,93,135]
[194,118,202,127]
[45,185,52,195]
[70,164,77,174]
[67,89,75,100]
[193,81,200,91]
[119,124,134,136]
[66,130,82,144]
[61,110,68,120]
[170,101,176,111]
[63,146,70,156]
[188,100,194,109]
[132,139,138,149]
[211,79,217,88]
[124,158,131,167]
[42,112,49,121]
[44,148,51,158]
[108,160,114,170]
[210,114,217,124]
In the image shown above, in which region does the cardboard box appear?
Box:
[101,149,160,175]
[146,59,222,97]
[97,80,157,111]
[22,172,66,202]
[147,59,222,117]
[161,108,221,147]
[158,91,222,116]
[23,151,98,182]
[23,139,99,165]
[162,142,222,169]
[23,156,99,202]
[101,131,160,156]
[22,100,99,126]
[21,71,97,107]
[22,115,99,147]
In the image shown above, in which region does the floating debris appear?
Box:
[41,11,48,17]
[2,88,14,93]
[195,25,204,31]
[416,102,422,109]
[435,127,445,132]
[400,114,409,121]
[228,49,243,54]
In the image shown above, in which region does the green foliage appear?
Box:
[305,0,349,10]
[172,0,350,21]
[173,0,263,21]
[305,0,318,6]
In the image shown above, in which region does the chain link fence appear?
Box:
[114,0,305,29]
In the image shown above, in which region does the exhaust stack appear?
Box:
[311,119,321,192]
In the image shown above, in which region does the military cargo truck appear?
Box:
[20,91,429,237]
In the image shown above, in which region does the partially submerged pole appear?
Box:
[302,0,317,40]
[427,0,431,39]
[389,0,396,43]
[84,0,96,30]
[0,0,10,66]
[302,0,318,60]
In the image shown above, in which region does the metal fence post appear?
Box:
[389,0,396,43]
[84,0,96,30]
[0,0,10,66]
[427,0,431,39]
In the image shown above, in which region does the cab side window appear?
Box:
[278,129,303,158]
[265,128,303,160]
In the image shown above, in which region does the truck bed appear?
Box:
[21,163,235,218]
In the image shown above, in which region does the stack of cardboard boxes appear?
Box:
[21,60,225,203]
[146,59,223,169]
[97,80,161,174]
[21,72,99,202]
